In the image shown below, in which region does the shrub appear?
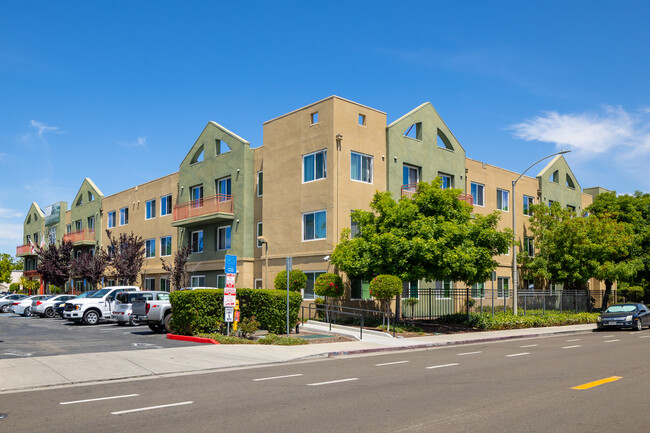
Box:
[314,273,344,298]
[170,288,303,335]
[274,269,307,292]
[239,316,260,339]
[257,333,308,345]
[9,283,20,292]
[618,286,644,302]
[437,310,599,330]
[369,275,403,300]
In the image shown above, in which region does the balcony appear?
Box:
[63,229,96,245]
[24,270,40,278]
[172,194,234,227]
[16,244,36,257]
[401,184,474,206]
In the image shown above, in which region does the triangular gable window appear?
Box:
[549,170,559,183]
[403,123,422,140]
[437,129,454,151]
[217,139,231,155]
[33,213,38,221]
[26,215,31,224]
[566,174,575,189]
[191,144,204,164]
[88,191,95,202]
[76,195,83,206]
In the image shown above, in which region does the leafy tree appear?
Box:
[314,273,344,298]
[369,274,403,319]
[161,245,191,291]
[274,269,307,292]
[0,253,18,284]
[71,249,109,289]
[331,179,511,286]
[19,276,40,294]
[36,240,74,289]
[105,230,145,286]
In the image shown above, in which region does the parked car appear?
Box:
[32,294,77,318]
[9,295,51,316]
[0,294,28,313]
[132,291,173,332]
[63,286,139,325]
[111,291,160,326]
[53,290,97,317]
[597,303,650,331]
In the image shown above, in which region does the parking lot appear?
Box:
[0,312,197,359]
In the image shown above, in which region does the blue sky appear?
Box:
[2,1,650,256]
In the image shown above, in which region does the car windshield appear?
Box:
[605,305,637,313]
[88,288,111,298]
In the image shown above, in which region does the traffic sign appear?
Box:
[225,307,234,322]
[224,287,236,307]
[225,254,237,275]
[226,274,235,289]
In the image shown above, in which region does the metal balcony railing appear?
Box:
[16,244,34,255]
[63,229,96,243]
[401,184,474,206]
[173,194,234,222]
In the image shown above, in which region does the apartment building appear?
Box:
[17,95,609,303]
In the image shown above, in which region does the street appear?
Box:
[1,329,648,432]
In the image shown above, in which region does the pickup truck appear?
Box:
[63,286,139,325]
[132,291,172,333]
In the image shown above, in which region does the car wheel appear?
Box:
[83,310,100,325]
[45,308,56,318]
[163,314,173,333]
[23,307,31,317]
[0,305,8,313]
[148,324,164,333]
[635,319,643,331]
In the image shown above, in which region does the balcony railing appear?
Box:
[173,194,234,222]
[16,244,35,255]
[24,270,39,277]
[63,229,96,243]
[401,184,474,206]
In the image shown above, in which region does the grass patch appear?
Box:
[196,332,308,345]
[377,322,426,334]
[437,310,599,330]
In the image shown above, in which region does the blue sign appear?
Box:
[225,254,237,275]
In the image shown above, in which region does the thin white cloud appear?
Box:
[509,105,650,156]
[0,221,23,244]
[0,208,22,219]
[30,120,62,136]
[118,136,147,147]
[135,136,146,146]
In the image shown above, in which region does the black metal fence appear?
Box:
[400,288,614,320]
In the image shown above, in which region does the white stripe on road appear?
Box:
[375,361,410,367]
[307,378,358,386]
[253,374,303,381]
[605,339,620,343]
[61,394,139,405]
[562,345,582,349]
[601,335,614,338]
[426,363,459,369]
[111,401,193,415]
[520,344,538,348]
[506,352,530,357]
[639,335,650,339]
[566,339,581,342]
[457,351,482,356]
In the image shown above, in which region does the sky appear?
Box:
[2,1,650,257]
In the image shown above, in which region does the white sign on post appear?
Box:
[224,286,236,307]
[226,274,235,288]
[225,307,234,322]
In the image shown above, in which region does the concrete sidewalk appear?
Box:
[0,324,595,393]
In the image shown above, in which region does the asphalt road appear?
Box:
[0,312,197,359]
[1,329,648,432]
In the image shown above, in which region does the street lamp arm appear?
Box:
[512,150,570,186]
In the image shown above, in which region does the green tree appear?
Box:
[0,253,18,284]
[274,269,307,292]
[369,274,403,320]
[331,179,511,286]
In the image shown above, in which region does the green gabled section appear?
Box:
[69,178,104,246]
[537,155,583,214]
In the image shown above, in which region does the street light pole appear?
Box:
[258,237,268,290]
[512,150,570,316]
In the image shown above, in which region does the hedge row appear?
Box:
[437,311,599,330]
[169,288,303,335]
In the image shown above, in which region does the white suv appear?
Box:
[63,286,139,325]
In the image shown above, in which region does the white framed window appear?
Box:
[217,274,226,289]
[65,224,71,234]
[190,185,203,208]
[350,151,373,183]
[47,227,56,245]
[191,275,205,287]
[303,210,326,241]
[107,211,116,228]
[120,207,129,225]
[350,217,360,238]
[256,222,263,248]
[160,195,172,216]
[471,282,485,299]
[160,278,170,292]
[523,195,534,216]
[303,271,326,300]
[217,226,231,251]
[254,279,262,290]
[404,280,418,299]
[303,150,327,183]
[145,239,156,258]
[403,164,420,186]
[146,199,156,220]
[498,277,510,299]
[470,182,484,207]
[217,177,231,201]
[524,237,534,257]
[87,216,95,230]
[435,280,452,299]
[160,236,172,257]
[439,173,453,189]
[75,220,81,232]
[191,230,203,254]
[257,171,263,197]
[497,189,509,211]
[145,278,155,291]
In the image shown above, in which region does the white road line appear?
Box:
[253,374,303,381]
[562,345,582,349]
[307,378,359,386]
[520,344,538,348]
[111,401,193,415]
[457,351,482,356]
[375,361,410,367]
[566,339,581,342]
[601,335,614,338]
[506,352,530,357]
[639,335,650,339]
[605,339,620,343]
[426,363,459,369]
[61,394,139,405]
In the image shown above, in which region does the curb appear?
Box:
[325,327,592,357]
[166,334,220,345]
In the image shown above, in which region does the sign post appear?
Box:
[286,257,292,337]
[224,254,237,336]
